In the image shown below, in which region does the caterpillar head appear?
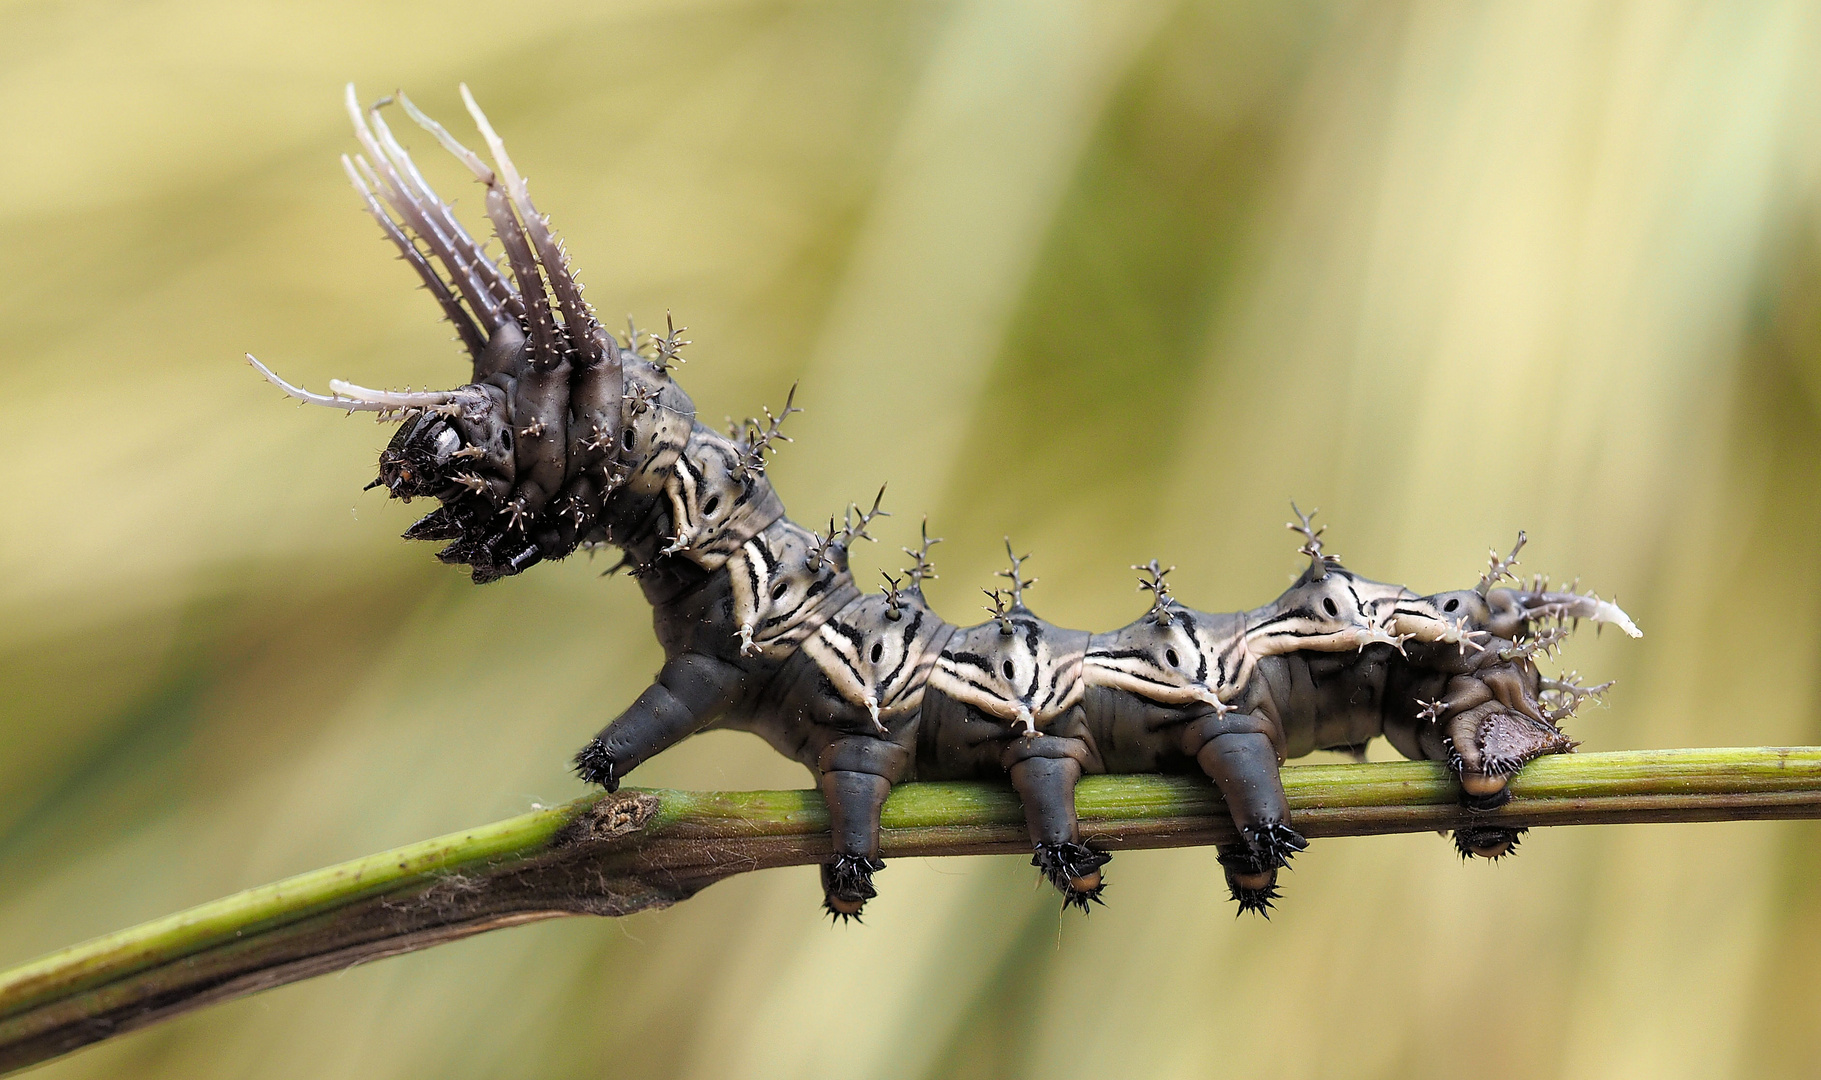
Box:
[252,88,681,583]
[372,412,464,501]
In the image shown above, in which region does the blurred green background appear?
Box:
[4,1,1821,1077]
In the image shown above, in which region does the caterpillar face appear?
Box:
[932,615,1085,734]
[726,521,846,658]
[1084,606,1251,709]
[374,411,466,501]
[802,595,950,732]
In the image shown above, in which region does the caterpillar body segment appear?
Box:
[796,594,953,733]
[918,595,1104,907]
[1239,566,1412,657]
[1071,562,1411,910]
[661,426,787,564]
[723,521,851,658]
[257,87,1643,920]
[755,584,954,915]
[616,363,697,501]
[926,614,1089,740]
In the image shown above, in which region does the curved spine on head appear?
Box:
[246,355,487,416]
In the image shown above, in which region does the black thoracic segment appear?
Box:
[262,86,1643,919]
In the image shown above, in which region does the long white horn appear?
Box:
[247,355,480,415]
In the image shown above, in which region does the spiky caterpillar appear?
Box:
[252,86,1642,919]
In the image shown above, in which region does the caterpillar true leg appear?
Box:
[573,653,745,792]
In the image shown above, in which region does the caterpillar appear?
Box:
[250,86,1642,919]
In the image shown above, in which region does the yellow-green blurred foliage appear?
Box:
[4,2,1821,1077]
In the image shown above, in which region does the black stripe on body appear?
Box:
[740,542,765,599]
[820,623,865,681]
[1089,648,1154,662]
[880,611,920,691]
[754,537,779,573]
[950,673,1006,699]
[942,651,994,674]
[1037,667,1059,707]
[1249,605,1316,632]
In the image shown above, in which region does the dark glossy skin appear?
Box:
[919,605,1107,907]
[260,86,1639,919]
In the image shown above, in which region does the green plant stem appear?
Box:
[2,747,1819,1073]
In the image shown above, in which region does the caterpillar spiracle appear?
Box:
[250,86,1642,919]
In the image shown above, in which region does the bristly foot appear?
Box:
[1242,820,1308,869]
[1216,844,1281,917]
[822,854,885,922]
[1459,784,1513,812]
[1453,825,1526,861]
[572,740,620,792]
[1032,842,1111,913]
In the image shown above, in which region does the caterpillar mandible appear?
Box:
[250,86,1641,919]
